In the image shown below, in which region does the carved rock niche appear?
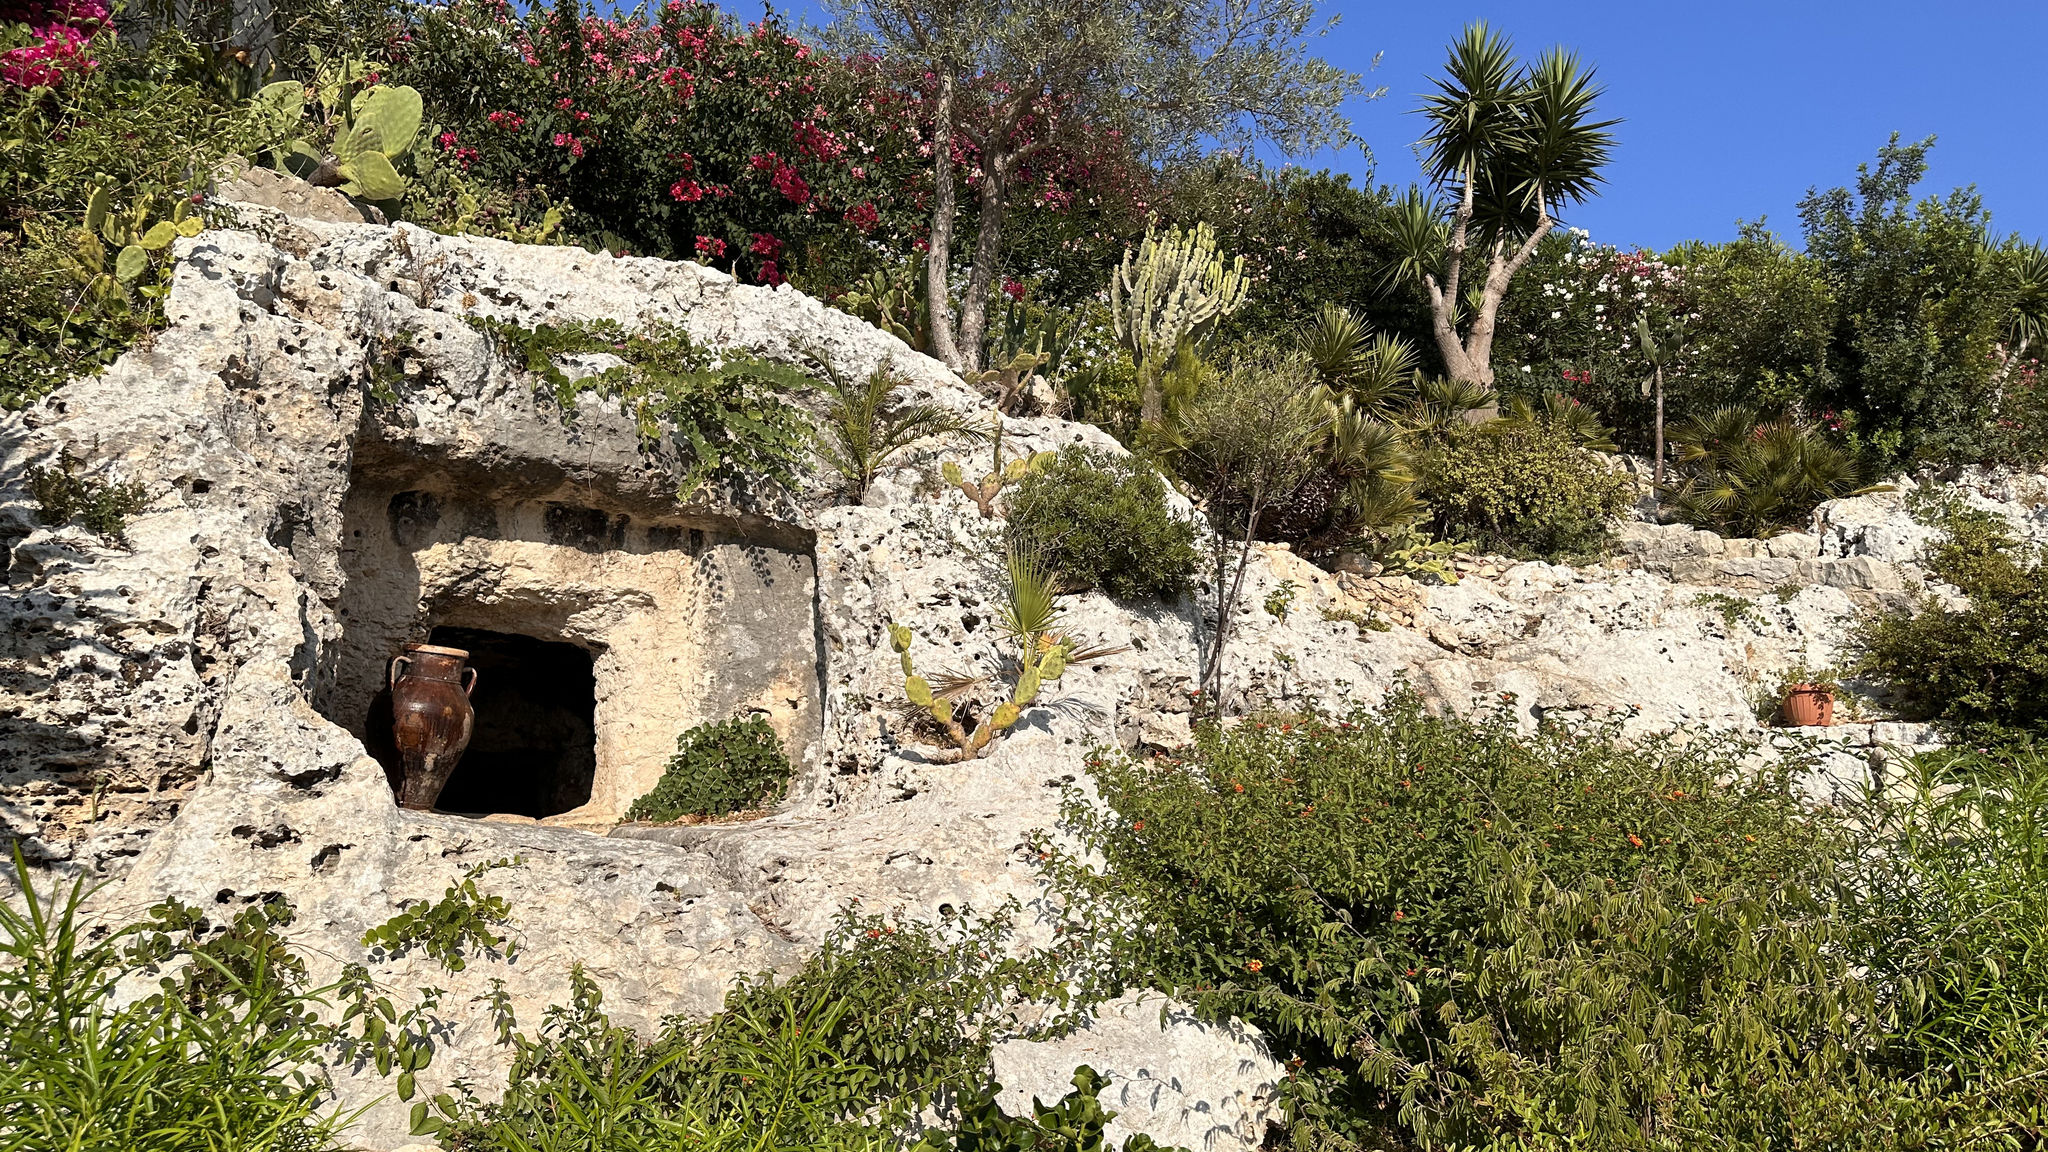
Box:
[314,440,822,826]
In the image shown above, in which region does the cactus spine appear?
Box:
[1109,221,1249,426]
[941,416,1055,519]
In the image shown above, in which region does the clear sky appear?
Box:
[1276,0,2048,252]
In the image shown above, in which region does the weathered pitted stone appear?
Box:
[0,199,2013,1149]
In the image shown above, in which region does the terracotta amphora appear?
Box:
[390,643,477,810]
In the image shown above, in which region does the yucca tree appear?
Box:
[1304,303,1424,419]
[1387,23,1619,391]
[1662,406,1885,537]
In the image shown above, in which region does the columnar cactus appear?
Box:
[1109,221,1249,424]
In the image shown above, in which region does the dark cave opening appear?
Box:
[366,626,598,818]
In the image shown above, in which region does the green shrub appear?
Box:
[1046,692,1918,1150]
[432,908,1085,1151]
[26,449,150,540]
[1418,420,1633,560]
[1854,491,2048,744]
[625,716,792,823]
[1847,746,2048,1141]
[1006,446,1198,601]
[1662,405,1882,538]
[0,851,445,1151]
[1,25,251,408]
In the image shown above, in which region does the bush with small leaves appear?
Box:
[1419,420,1634,560]
[1006,446,1198,601]
[625,716,792,822]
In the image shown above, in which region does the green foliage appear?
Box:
[1418,419,1633,560]
[1047,690,1882,1150]
[625,716,793,823]
[26,449,149,540]
[1,27,251,407]
[891,554,1089,762]
[1670,222,1840,418]
[1853,490,2048,745]
[917,1067,1173,1152]
[1662,405,1883,538]
[438,907,1082,1151]
[814,360,985,502]
[0,849,439,1150]
[470,317,814,497]
[1692,590,1761,629]
[1005,446,1198,601]
[361,857,523,973]
[1798,136,2031,467]
[1847,746,2048,1140]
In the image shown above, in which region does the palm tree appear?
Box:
[813,362,985,501]
[1662,406,1885,537]
[1386,24,1619,390]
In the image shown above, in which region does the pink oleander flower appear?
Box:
[669,177,704,202]
[694,235,727,259]
[757,259,782,286]
[748,232,782,258]
[843,200,877,234]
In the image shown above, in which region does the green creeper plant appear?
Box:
[889,554,1087,762]
[1110,221,1249,427]
[360,856,523,973]
[625,716,792,822]
[942,416,1055,518]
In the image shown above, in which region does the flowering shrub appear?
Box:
[1,21,248,407]
[0,0,107,90]
[386,0,929,287]
[1046,690,1897,1149]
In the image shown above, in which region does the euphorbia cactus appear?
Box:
[1110,221,1248,426]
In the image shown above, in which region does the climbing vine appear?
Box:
[470,317,816,497]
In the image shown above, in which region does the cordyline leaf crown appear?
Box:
[1390,21,1619,390]
[825,0,1362,373]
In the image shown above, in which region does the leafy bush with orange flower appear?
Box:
[1046,688,2043,1149]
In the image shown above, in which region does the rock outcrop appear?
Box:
[3,197,2030,1147]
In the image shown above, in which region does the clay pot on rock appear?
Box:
[389,643,477,810]
[1781,683,1835,728]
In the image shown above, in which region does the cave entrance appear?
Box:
[365,626,599,818]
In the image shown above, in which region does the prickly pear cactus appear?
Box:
[888,623,1073,762]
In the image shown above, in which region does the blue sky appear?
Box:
[756,0,2048,252]
[1259,0,2048,251]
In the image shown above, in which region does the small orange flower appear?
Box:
[1133,820,1145,831]
[1744,834,1756,843]
[1393,909,1406,921]
[1670,789,1686,799]
[1628,834,1645,848]
[1233,781,1245,793]
[1405,967,1417,977]
[1694,895,1708,904]
[867,929,882,938]
[1246,959,1263,972]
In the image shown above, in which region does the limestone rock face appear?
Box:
[991,992,1285,1152]
[0,200,2023,1147]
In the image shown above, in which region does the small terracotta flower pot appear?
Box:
[1781,684,1835,727]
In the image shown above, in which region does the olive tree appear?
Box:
[1388,23,1617,390]
[825,0,1363,374]
[1176,347,1329,704]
